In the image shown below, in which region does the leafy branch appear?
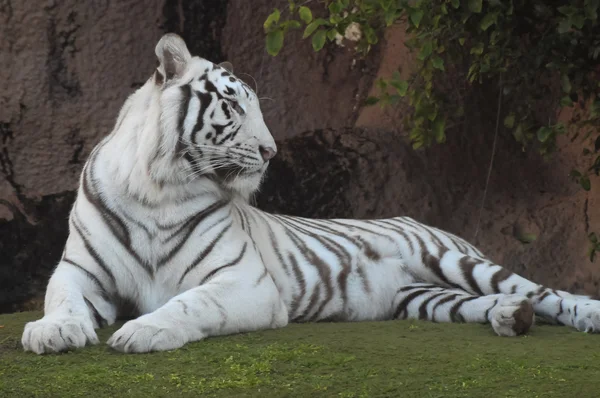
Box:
[264,0,600,261]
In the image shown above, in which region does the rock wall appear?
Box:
[1,1,598,312]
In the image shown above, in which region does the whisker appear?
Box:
[240,72,259,95]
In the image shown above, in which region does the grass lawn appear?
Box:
[1,312,600,397]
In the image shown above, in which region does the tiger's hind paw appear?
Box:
[490,295,534,337]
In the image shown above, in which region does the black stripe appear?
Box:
[72,219,117,286]
[372,219,415,255]
[178,222,233,285]
[63,258,110,301]
[431,293,462,322]
[192,89,213,143]
[449,296,478,322]
[204,79,225,100]
[484,299,498,321]
[83,156,153,276]
[283,227,334,321]
[287,252,307,319]
[459,256,485,295]
[393,289,431,319]
[490,268,513,293]
[199,242,247,285]
[159,201,228,266]
[418,292,447,320]
[414,235,457,288]
[176,85,192,154]
[83,296,108,328]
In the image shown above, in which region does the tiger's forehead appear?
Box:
[188,60,256,101]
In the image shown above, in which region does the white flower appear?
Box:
[344,22,362,42]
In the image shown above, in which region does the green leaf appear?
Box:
[570,169,582,178]
[410,9,424,27]
[585,0,599,20]
[330,14,343,24]
[418,40,433,60]
[328,1,343,14]
[364,96,380,106]
[572,14,585,29]
[458,37,466,46]
[264,9,281,31]
[385,8,397,26]
[517,232,537,244]
[303,19,326,38]
[558,19,571,33]
[468,0,483,13]
[470,42,484,55]
[284,20,302,30]
[451,0,460,9]
[504,114,515,128]
[312,29,327,51]
[561,75,572,93]
[433,118,446,143]
[537,126,552,143]
[299,6,313,24]
[431,56,445,70]
[364,25,378,44]
[327,28,338,41]
[266,30,284,56]
[581,175,591,191]
[590,232,599,244]
[480,12,497,31]
[560,96,574,107]
[390,80,409,96]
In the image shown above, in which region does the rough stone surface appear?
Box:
[221,0,381,140]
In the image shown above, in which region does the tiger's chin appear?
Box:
[216,165,267,201]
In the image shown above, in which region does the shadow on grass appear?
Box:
[1,311,600,397]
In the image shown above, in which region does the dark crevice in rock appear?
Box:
[0,191,76,313]
[45,5,82,101]
[0,121,23,198]
[161,0,228,63]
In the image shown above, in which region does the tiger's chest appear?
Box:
[108,199,232,315]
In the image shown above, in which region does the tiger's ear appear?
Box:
[219,61,234,73]
[155,33,192,83]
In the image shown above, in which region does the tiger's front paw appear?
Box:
[22,315,99,354]
[107,317,188,353]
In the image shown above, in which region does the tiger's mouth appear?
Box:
[213,164,264,182]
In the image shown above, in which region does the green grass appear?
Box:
[1,312,600,397]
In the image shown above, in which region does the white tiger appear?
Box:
[22,34,600,354]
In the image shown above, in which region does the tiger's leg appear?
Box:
[107,262,288,353]
[414,250,600,333]
[392,284,534,336]
[22,259,117,354]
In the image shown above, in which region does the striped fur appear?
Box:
[22,34,600,354]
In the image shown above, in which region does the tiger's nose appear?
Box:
[259,145,277,162]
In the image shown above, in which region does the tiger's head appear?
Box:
[149,33,276,199]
